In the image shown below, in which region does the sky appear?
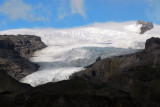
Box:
[0,0,160,31]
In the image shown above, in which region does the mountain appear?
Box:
[0,37,159,107]
[0,21,159,86]
[0,21,160,106]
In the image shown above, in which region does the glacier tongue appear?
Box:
[0,21,160,87]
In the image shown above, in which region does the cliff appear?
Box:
[0,35,46,80]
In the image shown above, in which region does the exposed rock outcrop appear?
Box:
[0,35,46,59]
[137,20,153,34]
[71,37,160,106]
[0,35,46,80]
[71,37,160,82]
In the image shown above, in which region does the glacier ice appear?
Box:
[0,21,160,86]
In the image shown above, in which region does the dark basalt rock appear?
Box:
[137,20,154,34]
[0,35,46,80]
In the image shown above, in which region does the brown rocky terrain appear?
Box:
[0,35,46,80]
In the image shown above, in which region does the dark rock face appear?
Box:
[71,37,160,106]
[137,20,154,34]
[0,70,32,107]
[145,37,160,49]
[0,35,46,80]
[0,35,46,59]
[0,71,142,107]
[0,70,31,93]
[0,35,46,106]
[107,66,160,107]
[15,78,143,107]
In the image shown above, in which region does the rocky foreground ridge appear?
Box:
[71,37,160,106]
[0,36,160,107]
[0,35,46,80]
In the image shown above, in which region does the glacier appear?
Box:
[0,21,160,86]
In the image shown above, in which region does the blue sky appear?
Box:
[0,0,160,30]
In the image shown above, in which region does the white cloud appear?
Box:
[58,0,86,20]
[70,0,85,17]
[0,0,45,21]
[57,0,70,20]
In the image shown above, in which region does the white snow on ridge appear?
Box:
[0,21,160,86]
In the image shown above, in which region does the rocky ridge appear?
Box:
[15,77,143,107]
[71,37,160,106]
[71,37,160,82]
[0,35,46,80]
